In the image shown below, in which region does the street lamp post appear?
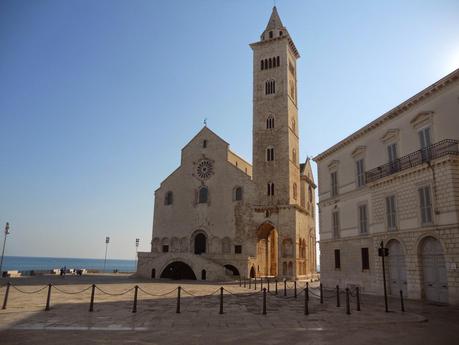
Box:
[135,238,140,269]
[0,223,10,276]
[378,241,389,312]
[103,236,110,273]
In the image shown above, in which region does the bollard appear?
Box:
[45,283,52,311]
[400,290,405,312]
[284,279,287,296]
[304,287,309,315]
[254,278,257,290]
[2,282,11,310]
[275,279,278,295]
[244,278,246,288]
[176,286,181,314]
[356,287,361,311]
[89,284,95,312]
[345,288,351,315]
[267,278,270,292]
[262,288,267,315]
[249,278,251,289]
[219,287,224,315]
[306,282,309,302]
[294,281,297,298]
[336,285,340,307]
[260,277,263,291]
[320,283,323,304]
[132,285,138,313]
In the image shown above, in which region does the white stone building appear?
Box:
[137,7,318,281]
[314,69,459,304]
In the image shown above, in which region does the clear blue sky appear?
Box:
[1,0,458,260]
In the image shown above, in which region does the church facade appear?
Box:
[137,7,318,281]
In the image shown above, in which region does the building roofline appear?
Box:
[313,68,459,162]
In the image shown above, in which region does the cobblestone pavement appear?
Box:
[0,275,458,344]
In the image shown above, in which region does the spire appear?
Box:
[265,6,284,31]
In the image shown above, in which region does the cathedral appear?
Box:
[137,7,318,281]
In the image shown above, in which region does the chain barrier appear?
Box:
[181,287,221,298]
[137,286,178,297]
[52,285,93,295]
[95,286,135,296]
[222,287,261,298]
[11,285,48,294]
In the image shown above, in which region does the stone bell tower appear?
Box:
[250,6,301,207]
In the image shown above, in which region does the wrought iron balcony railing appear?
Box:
[365,139,459,183]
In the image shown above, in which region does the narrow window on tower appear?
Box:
[269,30,273,38]
[261,60,264,70]
[267,183,275,196]
[277,56,280,66]
[266,147,274,161]
[266,115,274,129]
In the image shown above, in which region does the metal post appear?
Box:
[345,288,350,315]
[320,283,323,304]
[89,284,95,312]
[219,287,224,315]
[260,277,263,291]
[284,279,287,296]
[45,283,52,311]
[356,287,361,311]
[336,285,340,307]
[249,278,251,289]
[176,286,181,314]
[267,278,270,292]
[380,241,389,312]
[262,288,267,315]
[103,236,110,272]
[0,223,10,275]
[294,281,297,298]
[2,282,11,309]
[254,278,257,290]
[306,282,309,302]
[400,290,405,312]
[132,285,138,313]
[304,287,309,315]
[275,279,278,295]
[244,278,246,288]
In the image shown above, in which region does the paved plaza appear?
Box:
[0,274,458,344]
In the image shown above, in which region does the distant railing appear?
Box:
[365,139,459,183]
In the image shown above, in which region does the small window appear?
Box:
[331,171,338,197]
[162,245,169,253]
[265,80,276,95]
[164,191,173,205]
[359,205,368,234]
[279,31,283,36]
[198,187,208,204]
[266,115,275,129]
[361,248,370,270]
[386,195,397,230]
[261,60,264,70]
[332,211,340,239]
[269,58,272,69]
[269,30,273,38]
[267,183,275,196]
[266,147,274,161]
[292,183,297,200]
[235,245,242,254]
[356,159,365,187]
[203,140,207,148]
[334,249,341,269]
[308,185,313,202]
[419,186,433,224]
[234,187,243,201]
[276,56,280,66]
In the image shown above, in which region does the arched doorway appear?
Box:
[250,266,255,278]
[201,269,206,280]
[256,222,278,277]
[387,240,407,296]
[160,261,197,280]
[224,264,240,276]
[420,237,448,303]
[194,232,207,255]
[151,268,156,279]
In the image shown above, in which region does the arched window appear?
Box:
[203,140,207,148]
[267,182,275,196]
[277,56,280,66]
[198,187,208,204]
[264,59,268,69]
[164,191,173,205]
[265,80,275,95]
[266,115,274,129]
[269,58,272,69]
[266,147,274,161]
[234,187,243,201]
[261,60,264,70]
[269,30,273,38]
[293,183,297,200]
[194,233,207,254]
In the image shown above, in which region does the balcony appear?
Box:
[365,139,459,183]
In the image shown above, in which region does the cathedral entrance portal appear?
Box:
[256,222,278,277]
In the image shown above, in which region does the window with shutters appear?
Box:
[334,249,341,269]
[332,211,340,239]
[358,204,368,234]
[386,195,397,230]
[356,159,365,187]
[361,248,370,270]
[330,171,338,197]
[419,186,433,225]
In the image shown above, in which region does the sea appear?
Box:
[0,256,136,273]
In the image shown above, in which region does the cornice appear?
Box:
[313,68,459,162]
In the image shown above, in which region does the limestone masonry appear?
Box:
[137,7,318,281]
